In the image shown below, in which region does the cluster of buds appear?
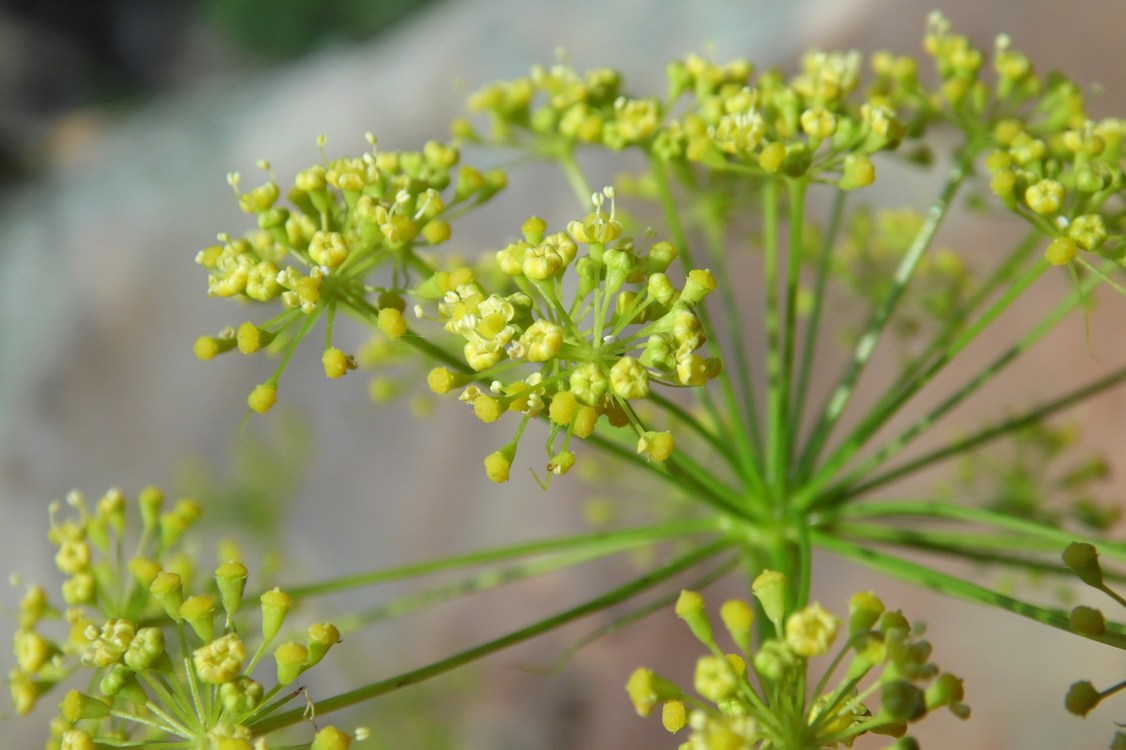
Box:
[986,114,1125,267]
[422,189,721,482]
[627,572,968,749]
[194,134,507,413]
[907,13,1126,269]
[661,47,903,191]
[8,487,355,750]
[459,61,664,152]
[1061,542,1126,748]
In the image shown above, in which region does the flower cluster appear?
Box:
[461,43,900,191]
[911,13,1126,268]
[194,134,506,412]
[627,573,967,750]
[422,188,720,482]
[8,487,354,750]
[460,61,643,150]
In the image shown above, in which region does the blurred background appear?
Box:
[1,0,1124,747]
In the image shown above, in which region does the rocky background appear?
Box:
[1,1,1124,747]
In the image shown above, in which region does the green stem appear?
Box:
[882,228,1042,405]
[647,390,740,470]
[832,523,1119,578]
[821,500,1126,561]
[796,151,976,477]
[539,554,739,675]
[331,540,698,634]
[798,258,1103,510]
[250,540,732,734]
[281,519,721,599]
[763,178,784,494]
[585,429,751,519]
[558,148,594,209]
[838,365,1126,498]
[780,178,806,483]
[701,200,766,471]
[790,188,846,454]
[811,531,1126,648]
[649,153,765,497]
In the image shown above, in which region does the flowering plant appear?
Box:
[8,13,1126,750]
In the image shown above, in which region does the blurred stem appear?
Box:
[281,518,721,599]
[811,531,1126,648]
[251,539,732,733]
[822,500,1126,562]
[836,364,1126,499]
[796,149,977,478]
[789,188,846,457]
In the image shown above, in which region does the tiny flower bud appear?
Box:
[572,405,600,438]
[99,664,146,704]
[676,590,714,646]
[925,673,967,714]
[215,562,249,623]
[1062,542,1104,588]
[473,394,502,423]
[1069,605,1106,636]
[128,557,161,588]
[625,667,680,717]
[194,335,237,361]
[274,641,308,685]
[570,363,610,406]
[785,602,840,657]
[752,570,788,633]
[124,627,167,672]
[694,655,738,702]
[1044,237,1077,266]
[220,676,263,715]
[321,347,352,379]
[1024,179,1065,214]
[247,383,278,413]
[427,367,464,394]
[138,485,163,530]
[720,600,754,654]
[180,595,216,643]
[60,730,96,750]
[311,725,352,750]
[194,633,246,685]
[647,241,678,273]
[306,622,342,667]
[59,690,111,723]
[848,591,885,637]
[309,231,350,268]
[1065,680,1101,716]
[484,442,517,483]
[662,699,687,733]
[839,153,876,190]
[637,431,674,462]
[61,572,96,605]
[260,588,293,644]
[378,307,407,339]
[15,630,54,673]
[549,391,578,426]
[150,572,184,621]
[547,451,575,476]
[880,680,928,723]
[610,356,650,400]
[681,269,717,305]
